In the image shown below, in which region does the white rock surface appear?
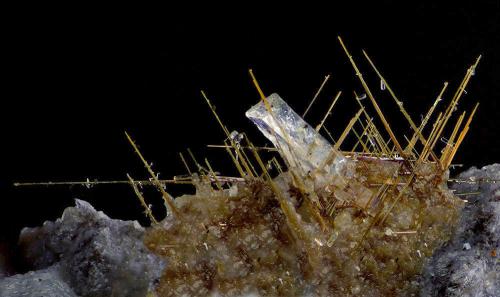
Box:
[0,265,77,297]
[419,164,500,297]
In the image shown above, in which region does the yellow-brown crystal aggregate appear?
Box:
[145,160,463,297]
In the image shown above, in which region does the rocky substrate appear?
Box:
[1,165,498,297]
[419,164,500,297]
[0,200,165,297]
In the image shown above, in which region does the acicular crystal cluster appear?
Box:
[5,37,494,297]
[140,39,485,296]
[145,88,464,295]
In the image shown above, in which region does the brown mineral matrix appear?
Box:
[144,161,463,297]
[140,41,478,297]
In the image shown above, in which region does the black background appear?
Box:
[1,3,499,267]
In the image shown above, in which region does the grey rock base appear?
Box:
[1,199,165,297]
[2,164,499,297]
[419,164,500,297]
[0,265,77,297]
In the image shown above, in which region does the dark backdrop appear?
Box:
[2,3,499,268]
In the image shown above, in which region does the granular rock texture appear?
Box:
[146,166,463,297]
[3,199,165,297]
[419,164,500,297]
[1,165,497,297]
[0,265,78,297]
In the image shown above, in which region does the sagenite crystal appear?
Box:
[143,93,464,296]
[145,166,462,296]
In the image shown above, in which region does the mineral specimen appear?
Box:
[143,91,465,296]
[6,37,492,297]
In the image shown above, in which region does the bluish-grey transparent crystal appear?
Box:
[246,93,346,178]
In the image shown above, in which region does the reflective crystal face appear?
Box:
[246,93,346,178]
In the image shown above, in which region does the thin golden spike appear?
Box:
[353,117,377,155]
[427,95,465,161]
[246,138,307,240]
[249,69,306,174]
[236,132,262,178]
[321,126,337,144]
[207,143,247,178]
[350,133,361,153]
[315,90,342,132]
[351,127,370,153]
[447,111,467,149]
[237,132,280,178]
[272,157,284,174]
[124,131,181,218]
[249,69,266,100]
[353,91,388,155]
[187,148,204,173]
[360,120,381,155]
[206,144,278,152]
[418,112,443,162]
[403,135,420,159]
[440,111,466,164]
[363,50,440,163]
[425,102,459,165]
[20,175,239,186]
[379,174,416,225]
[238,143,259,177]
[406,82,448,152]
[204,158,223,191]
[333,108,364,151]
[426,56,481,163]
[364,180,390,211]
[127,174,158,224]
[446,103,479,168]
[419,112,443,163]
[338,37,407,164]
[402,135,414,157]
[355,165,404,248]
[201,90,231,136]
[445,56,481,121]
[303,74,331,118]
[179,152,193,176]
[388,144,398,159]
[234,147,255,177]
[223,140,246,178]
[363,117,388,156]
[201,90,254,177]
[13,178,194,187]
[357,172,405,250]
[363,50,415,128]
[368,119,390,156]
